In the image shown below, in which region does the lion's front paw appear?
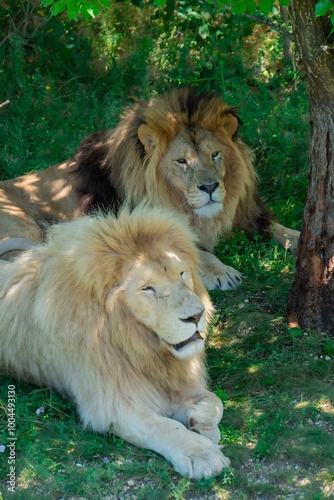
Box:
[201,263,244,291]
[188,419,221,444]
[172,442,230,479]
[187,396,223,444]
[199,250,244,291]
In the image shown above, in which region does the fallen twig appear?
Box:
[0,100,10,108]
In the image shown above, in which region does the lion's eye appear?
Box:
[212,151,221,160]
[180,271,192,288]
[141,286,156,297]
[176,158,187,166]
[141,285,155,292]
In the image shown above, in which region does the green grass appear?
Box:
[1,237,333,499]
[1,4,333,499]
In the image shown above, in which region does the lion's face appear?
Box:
[153,128,233,219]
[120,249,207,360]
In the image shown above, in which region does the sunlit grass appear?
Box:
[1,236,333,497]
[1,6,333,498]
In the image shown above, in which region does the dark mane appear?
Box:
[73,87,272,241]
[74,130,123,213]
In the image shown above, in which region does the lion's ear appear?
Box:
[138,124,155,154]
[221,113,239,137]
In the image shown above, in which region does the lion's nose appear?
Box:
[198,181,219,195]
[180,310,204,325]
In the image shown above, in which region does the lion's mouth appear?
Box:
[173,331,203,351]
[199,199,221,209]
[194,200,223,218]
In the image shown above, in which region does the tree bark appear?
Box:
[280,6,293,62]
[287,0,334,334]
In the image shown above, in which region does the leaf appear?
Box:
[331,10,334,26]
[154,0,167,7]
[87,0,101,17]
[198,24,209,39]
[258,0,274,16]
[244,0,257,14]
[215,0,232,7]
[230,0,246,15]
[41,0,55,6]
[66,0,81,19]
[99,0,110,7]
[187,11,203,20]
[279,0,291,5]
[50,0,67,16]
[315,0,333,17]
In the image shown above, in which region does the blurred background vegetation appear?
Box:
[0,0,309,231]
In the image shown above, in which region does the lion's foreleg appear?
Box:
[172,391,223,444]
[111,407,230,479]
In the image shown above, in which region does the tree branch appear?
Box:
[221,6,294,39]
[242,12,294,40]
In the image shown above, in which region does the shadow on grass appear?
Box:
[0,266,333,499]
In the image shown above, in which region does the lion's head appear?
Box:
[137,90,245,220]
[116,250,207,359]
[76,88,268,252]
[43,206,212,361]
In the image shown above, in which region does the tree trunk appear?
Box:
[287,0,334,334]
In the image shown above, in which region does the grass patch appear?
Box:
[1,235,333,498]
[1,4,333,499]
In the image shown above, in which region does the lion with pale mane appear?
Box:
[0,88,299,288]
[0,206,230,479]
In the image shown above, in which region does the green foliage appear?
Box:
[315,0,334,17]
[40,0,292,19]
[42,0,110,20]
[41,0,155,19]
[2,1,330,497]
[315,0,334,26]
[39,0,334,32]
[213,0,290,16]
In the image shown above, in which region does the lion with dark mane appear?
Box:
[0,206,230,478]
[0,88,299,288]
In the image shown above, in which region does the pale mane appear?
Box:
[0,207,211,431]
[0,206,233,478]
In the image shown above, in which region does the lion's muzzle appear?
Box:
[198,181,219,196]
